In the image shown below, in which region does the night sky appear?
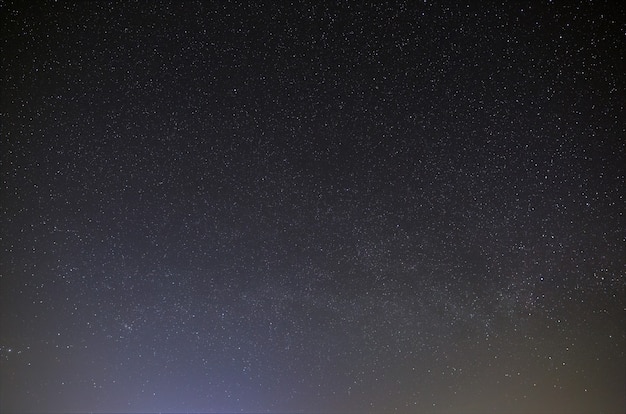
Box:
[1,1,625,413]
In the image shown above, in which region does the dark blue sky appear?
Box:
[1,1,624,413]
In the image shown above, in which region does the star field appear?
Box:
[1,1,625,413]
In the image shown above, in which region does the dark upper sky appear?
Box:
[1,1,624,413]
